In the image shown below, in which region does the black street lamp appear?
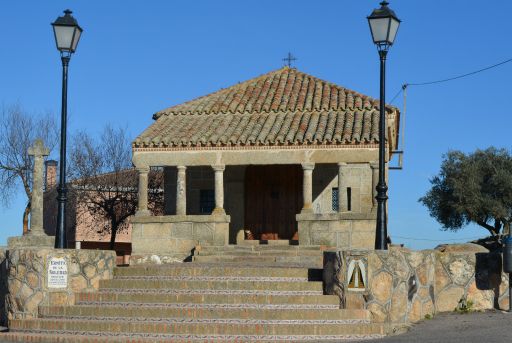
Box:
[367,1,400,250]
[51,10,82,249]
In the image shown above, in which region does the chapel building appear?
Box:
[131,67,400,259]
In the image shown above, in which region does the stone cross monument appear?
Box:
[27,139,50,236]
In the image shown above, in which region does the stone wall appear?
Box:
[6,248,115,320]
[324,244,509,325]
[312,163,374,214]
[131,214,230,263]
[297,212,375,249]
[0,248,7,326]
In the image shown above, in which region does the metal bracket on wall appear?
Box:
[389,150,403,170]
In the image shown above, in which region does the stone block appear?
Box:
[311,230,336,246]
[371,271,393,304]
[351,231,375,250]
[390,282,407,323]
[172,222,193,239]
[193,223,215,243]
[142,224,172,238]
[336,232,351,249]
[436,286,464,312]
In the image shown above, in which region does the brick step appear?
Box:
[99,279,323,292]
[192,255,323,267]
[1,331,385,342]
[113,275,311,282]
[115,264,322,278]
[9,318,386,335]
[39,305,368,320]
[75,292,340,306]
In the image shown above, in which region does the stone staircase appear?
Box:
[3,245,386,342]
[192,242,326,268]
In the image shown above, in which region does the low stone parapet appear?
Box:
[297,212,375,249]
[0,248,7,327]
[131,214,230,263]
[5,248,115,320]
[323,244,509,325]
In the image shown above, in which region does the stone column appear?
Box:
[136,166,150,216]
[370,161,379,210]
[28,139,49,235]
[301,163,315,213]
[338,162,348,212]
[176,166,187,215]
[212,165,225,214]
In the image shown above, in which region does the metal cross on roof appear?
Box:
[283,52,297,67]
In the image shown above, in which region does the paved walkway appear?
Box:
[355,310,512,343]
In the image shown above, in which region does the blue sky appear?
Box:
[0,1,511,249]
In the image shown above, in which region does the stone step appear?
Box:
[192,255,323,267]
[1,331,385,342]
[39,305,368,320]
[75,291,340,306]
[99,279,324,292]
[114,264,318,279]
[194,249,323,257]
[195,244,323,251]
[237,239,300,246]
[9,318,386,335]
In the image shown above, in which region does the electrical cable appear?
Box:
[406,57,512,86]
[389,56,512,105]
[393,235,483,242]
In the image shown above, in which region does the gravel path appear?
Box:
[355,310,512,343]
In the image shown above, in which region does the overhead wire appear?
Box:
[387,57,512,170]
[389,56,512,105]
[393,235,483,242]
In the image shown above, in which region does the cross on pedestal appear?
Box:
[28,139,50,235]
[283,52,297,68]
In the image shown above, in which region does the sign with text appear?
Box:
[47,257,68,288]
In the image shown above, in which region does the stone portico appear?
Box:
[131,67,399,260]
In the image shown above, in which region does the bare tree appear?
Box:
[69,125,162,250]
[0,104,58,234]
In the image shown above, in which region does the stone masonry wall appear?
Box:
[0,248,7,326]
[6,248,115,320]
[324,244,509,325]
[131,214,230,263]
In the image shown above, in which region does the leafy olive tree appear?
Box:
[420,147,512,238]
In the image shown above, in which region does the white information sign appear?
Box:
[47,257,68,288]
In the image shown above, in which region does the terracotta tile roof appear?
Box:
[134,67,398,148]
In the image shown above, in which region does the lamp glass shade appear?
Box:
[51,10,82,53]
[367,2,400,49]
[369,17,391,44]
[388,17,400,44]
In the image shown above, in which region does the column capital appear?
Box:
[136,166,150,173]
[337,162,348,167]
[301,162,315,171]
[212,164,225,172]
[177,165,187,171]
[370,161,379,169]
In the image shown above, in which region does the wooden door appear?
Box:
[245,165,302,240]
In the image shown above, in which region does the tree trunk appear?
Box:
[22,201,31,235]
[109,218,117,251]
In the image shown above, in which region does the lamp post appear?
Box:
[367,2,400,250]
[51,10,82,249]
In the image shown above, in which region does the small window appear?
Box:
[332,188,339,211]
[347,187,352,212]
[199,189,215,214]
